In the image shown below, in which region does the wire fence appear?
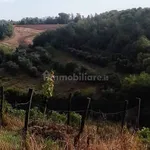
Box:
[0,86,142,143]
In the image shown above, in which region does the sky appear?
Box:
[0,0,150,20]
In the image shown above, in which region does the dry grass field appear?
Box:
[0,114,146,150]
[0,24,64,48]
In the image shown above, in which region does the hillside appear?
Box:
[0,8,150,150]
[34,8,150,75]
[0,8,150,128]
[0,24,113,95]
[0,24,64,48]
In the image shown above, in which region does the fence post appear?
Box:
[74,97,91,146]
[67,93,72,125]
[0,86,4,126]
[80,97,91,133]
[136,98,141,130]
[121,100,128,132]
[43,97,48,118]
[24,88,34,138]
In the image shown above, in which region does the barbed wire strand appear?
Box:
[46,105,138,115]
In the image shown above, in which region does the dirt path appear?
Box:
[0,24,63,48]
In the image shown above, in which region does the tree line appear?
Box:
[11,13,83,25]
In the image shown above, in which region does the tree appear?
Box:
[74,13,82,23]
[135,36,150,52]
[0,21,13,40]
[58,13,70,24]
[42,71,55,116]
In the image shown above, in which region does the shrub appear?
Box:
[29,66,38,77]
[40,52,51,63]
[123,72,150,88]
[48,111,67,124]
[70,112,81,126]
[5,102,25,119]
[30,107,43,120]
[29,53,41,65]
[18,56,32,71]
[0,21,13,39]
[4,61,19,75]
[138,127,150,148]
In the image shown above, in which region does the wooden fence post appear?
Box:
[136,98,141,130]
[67,93,72,125]
[24,88,34,137]
[121,100,128,132]
[74,97,91,146]
[80,97,91,133]
[0,86,4,126]
[43,97,48,118]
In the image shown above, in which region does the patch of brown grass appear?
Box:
[28,121,147,150]
[0,113,147,150]
[3,114,23,130]
[0,140,16,150]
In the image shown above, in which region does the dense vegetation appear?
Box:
[0,20,13,40]
[0,45,90,77]
[33,8,150,74]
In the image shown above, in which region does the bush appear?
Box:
[4,61,19,75]
[123,72,150,88]
[70,112,81,126]
[29,66,38,77]
[5,102,25,119]
[29,53,41,65]
[40,52,51,63]
[138,127,150,147]
[30,107,43,120]
[0,21,13,39]
[48,111,67,124]
[18,56,32,71]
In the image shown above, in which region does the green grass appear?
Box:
[0,44,14,53]
[0,130,22,150]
